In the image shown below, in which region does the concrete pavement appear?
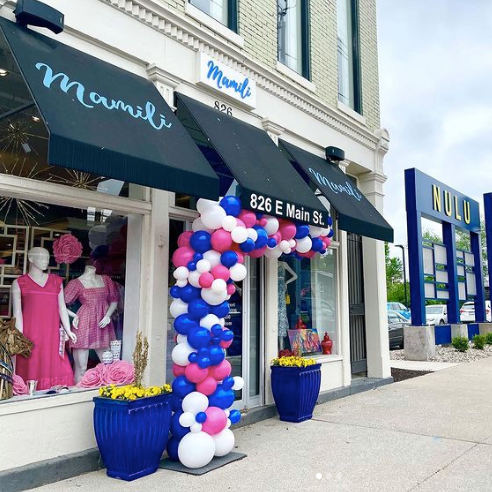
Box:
[32,357,492,491]
[390,359,459,372]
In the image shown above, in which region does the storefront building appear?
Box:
[0,0,393,484]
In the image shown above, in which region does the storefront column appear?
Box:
[358,169,391,379]
[264,257,279,405]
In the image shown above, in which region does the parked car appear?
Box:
[387,302,411,319]
[388,310,410,349]
[425,305,447,325]
[460,301,492,323]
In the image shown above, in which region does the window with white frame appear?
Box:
[190,0,238,31]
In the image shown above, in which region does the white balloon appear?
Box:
[212,428,235,457]
[288,239,296,248]
[203,250,221,268]
[200,314,220,330]
[170,299,188,318]
[178,432,215,469]
[171,342,194,366]
[212,278,227,294]
[285,248,292,254]
[279,240,290,253]
[197,198,217,214]
[296,236,312,253]
[247,228,258,242]
[201,206,226,230]
[264,217,279,235]
[222,216,237,232]
[196,259,211,273]
[173,266,190,281]
[182,391,209,414]
[226,419,232,429]
[309,225,323,238]
[219,318,225,327]
[264,246,282,259]
[229,263,247,282]
[177,334,188,344]
[188,270,202,288]
[179,412,196,428]
[232,376,244,391]
[320,227,330,237]
[225,409,230,417]
[231,226,248,244]
[192,217,213,233]
[201,288,228,306]
[176,279,188,288]
[190,423,203,434]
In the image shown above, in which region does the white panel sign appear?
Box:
[197,53,257,109]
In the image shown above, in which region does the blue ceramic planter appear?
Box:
[93,392,172,481]
[271,364,321,423]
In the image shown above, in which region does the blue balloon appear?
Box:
[166,436,181,461]
[193,253,203,262]
[240,238,255,253]
[222,329,234,342]
[190,231,212,253]
[328,229,334,238]
[208,386,235,409]
[226,278,234,284]
[170,286,181,299]
[187,261,196,271]
[295,225,310,239]
[211,301,230,318]
[219,196,241,217]
[170,411,190,440]
[229,409,241,424]
[171,395,183,412]
[267,238,277,248]
[320,249,326,255]
[254,228,268,248]
[221,251,238,268]
[188,352,198,364]
[211,324,223,337]
[195,411,207,424]
[211,336,221,345]
[327,216,333,226]
[172,376,195,399]
[187,299,210,320]
[187,326,211,349]
[222,376,235,390]
[311,237,323,252]
[174,314,198,336]
[198,356,211,369]
[180,285,200,303]
[209,345,225,365]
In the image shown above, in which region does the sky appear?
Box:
[377,0,492,255]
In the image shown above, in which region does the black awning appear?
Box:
[175,93,329,227]
[0,18,219,199]
[279,140,394,242]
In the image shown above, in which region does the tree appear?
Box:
[385,243,408,304]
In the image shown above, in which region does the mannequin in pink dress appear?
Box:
[65,265,119,383]
[11,247,77,390]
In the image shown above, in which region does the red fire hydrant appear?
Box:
[321,332,333,355]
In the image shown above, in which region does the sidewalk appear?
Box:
[33,357,492,492]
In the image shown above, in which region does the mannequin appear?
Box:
[12,247,76,390]
[278,261,298,350]
[65,265,118,383]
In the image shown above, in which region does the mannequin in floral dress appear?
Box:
[65,265,119,383]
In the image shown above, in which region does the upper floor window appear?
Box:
[337,0,361,112]
[190,0,238,31]
[277,0,310,78]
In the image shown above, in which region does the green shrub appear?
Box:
[452,336,469,352]
[485,332,492,345]
[473,334,486,350]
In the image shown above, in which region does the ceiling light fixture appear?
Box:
[31,115,41,122]
[0,69,9,77]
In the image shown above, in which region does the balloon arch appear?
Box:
[168,196,333,468]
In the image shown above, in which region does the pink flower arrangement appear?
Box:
[53,234,83,264]
[78,366,105,388]
[13,374,28,396]
[77,361,135,388]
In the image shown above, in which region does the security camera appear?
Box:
[325,146,345,163]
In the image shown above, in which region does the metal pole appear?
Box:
[396,244,408,307]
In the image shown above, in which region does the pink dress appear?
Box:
[16,274,74,390]
[64,275,119,350]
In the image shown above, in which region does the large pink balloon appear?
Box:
[238,210,256,228]
[202,407,228,436]
[209,359,232,381]
[172,363,186,377]
[278,220,296,240]
[235,219,246,228]
[249,246,266,258]
[185,363,209,383]
[196,376,217,395]
[172,246,194,268]
[211,229,233,253]
[177,231,193,248]
[211,265,230,281]
[199,272,214,288]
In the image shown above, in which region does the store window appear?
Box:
[0,199,142,400]
[189,0,238,31]
[337,0,362,112]
[278,250,338,355]
[277,0,310,78]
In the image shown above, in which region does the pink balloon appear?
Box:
[235,218,246,228]
[236,252,245,264]
[209,359,232,381]
[196,376,217,396]
[220,339,233,349]
[324,238,331,248]
[278,220,296,240]
[185,363,209,383]
[272,232,282,244]
[211,265,230,281]
[227,284,236,295]
[172,246,194,268]
[199,272,214,288]
[248,246,266,258]
[172,363,186,377]
[298,250,316,259]
[202,407,228,435]
[238,210,256,228]
[177,231,193,248]
[211,229,233,253]
[259,218,268,227]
